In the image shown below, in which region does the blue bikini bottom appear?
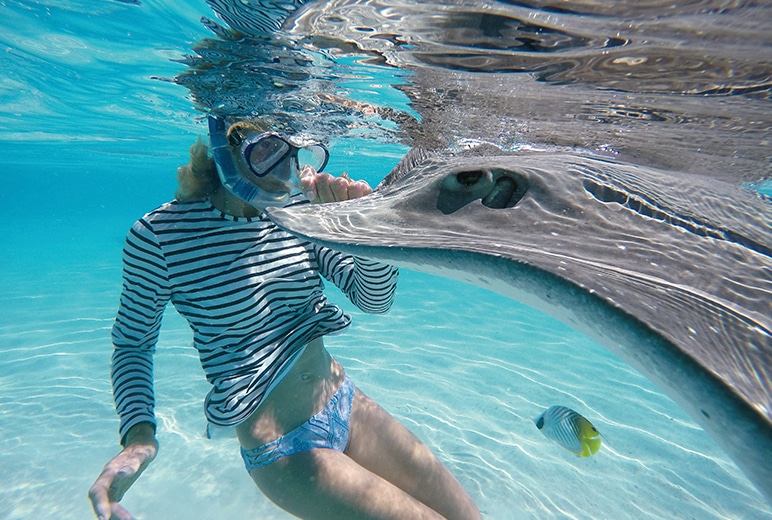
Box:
[240,376,355,471]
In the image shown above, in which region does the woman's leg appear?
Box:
[345,388,481,520]
[244,387,480,520]
[248,448,448,519]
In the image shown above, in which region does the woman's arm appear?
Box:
[315,245,399,314]
[89,218,170,519]
[110,218,171,441]
[88,422,158,520]
[300,169,399,313]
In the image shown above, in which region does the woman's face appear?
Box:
[215,118,327,209]
[229,141,296,195]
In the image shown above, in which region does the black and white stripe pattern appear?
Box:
[535,405,586,454]
[111,199,398,441]
[205,0,311,36]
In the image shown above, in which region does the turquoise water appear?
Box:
[1,1,770,519]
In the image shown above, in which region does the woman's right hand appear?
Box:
[88,423,158,520]
[298,167,372,204]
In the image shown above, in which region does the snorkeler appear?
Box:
[88,116,481,520]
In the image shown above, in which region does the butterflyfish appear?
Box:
[535,405,602,457]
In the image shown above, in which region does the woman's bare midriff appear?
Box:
[235,337,346,450]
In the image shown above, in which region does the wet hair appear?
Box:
[225,118,272,145]
[174,117,274,201]
[175,137,220,202]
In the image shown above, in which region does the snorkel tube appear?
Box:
[207,115,292,208]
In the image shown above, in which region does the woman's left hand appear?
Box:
[299,167,372,204]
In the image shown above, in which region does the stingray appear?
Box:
[267,147,772,502]
[193,0,771,501]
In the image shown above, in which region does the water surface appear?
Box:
[0,0,770,518]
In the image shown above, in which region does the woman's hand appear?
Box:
[88,423,158,520]
[299,166,372,204]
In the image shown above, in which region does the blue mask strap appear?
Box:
[207,116,261,204]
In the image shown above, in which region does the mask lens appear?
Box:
[246,136,291,177]
[297,144,329,172]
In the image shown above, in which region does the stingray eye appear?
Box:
[437,169,495,214]
[457,170,485,186]
[482,175,524,209]
[437,167,529,214]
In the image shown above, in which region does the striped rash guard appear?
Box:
[111,199,398,442]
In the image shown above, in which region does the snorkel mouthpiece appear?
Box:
[208,115,292,208]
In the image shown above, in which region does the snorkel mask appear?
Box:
[208,116,329,208]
